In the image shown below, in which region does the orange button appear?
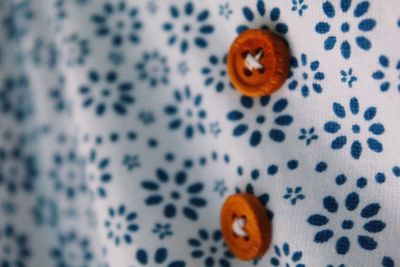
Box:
[227,29,290,97]
[220,193,271,260]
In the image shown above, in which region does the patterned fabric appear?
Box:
[0,0,399,266]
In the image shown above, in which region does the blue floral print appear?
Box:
[288,54,325,97]
[372,55,400,92]
[307,192,386,254]
[315,0,377,59]
[136,247,186,266]
[64,33,90,67]
[237,0,288,35]
[0,224,31,266]
[32,196,59,227]
[152,223,173,240]
[227,96,293,147]
[164,86,207,139]
[270,242,305,267]
[298,127,318,145]
[135,50,170,88]
[3,0,34,41]
[87,149,112,198]
[48,74,70,113]
[291,0,308,16]
[219,3,233,20]
[122,154,140,171]
[78,69,135,116]
[104,204,139,246]
[188,228,234,267]
[91,1,142,47]
[324,97,385,159]
[141,168,207,221]
[0,74,34,122]
[283,187,305,205]
[162,1,214,53]
[201,54,232,93]
[340,68,358,88]
[50,231,94,266]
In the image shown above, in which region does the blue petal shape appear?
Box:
[242,7,254,21]
[199,25,214,34]
[369,123,385,135]
[350,97,359,114]
[356,36,371,50]
[351,140,362,159]
[249,131,262,147]
[358,235,377,250]
[168,261,185,267]
[136,249,148,264]
[240,96,254,108]
[227,110,244,121]
[379,55,389,67]
[354,1,370,17]
[183,207,198,220]
[361,203,380,218]
[323,196,338,213]
[270,7,280,21]
[364,107,377,121]
[372,71,384,80]
[331,136,347,149]
[269,129,285,142]
[257,0,266,16]
[324,36,336,50]
[184,2,193,16]
[364,220,386,233]
[382,257,395,267]
[345,192,359,211]
[187,183,203,194]
[322,1,335,18]
[324,121,341,133]
[367,138,383,152]
[359,19,376,31]
[336,236,350,255]
[341,41,351,59]
[315,22,330,34]
[170,6,179,18]
[141,181,159,190]
[292,251,302,262]
[185,125,194,139]
[145,195,163,205]
[168,119,182,129]
[307,214,329,226]
[155,248,167,264]
[197,10,209,21]
[340,0,351,12]
[275,23,288,34]
[164,204,176,218]
[273,99,288,112]
[194,38,207,48]
[310,61,319,71]
[157,169,169,182]
[275,115,293,126]
[333,103,346,118]
[314,230,334,243]
[233,124,248,136]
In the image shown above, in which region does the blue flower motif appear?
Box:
[315,0,377,59]
[324,97,385,159]
[50,231,94,266]
[136,247,186,266]
[372,55,400,92]
[79,69,135,116]
[307,192,386,255]
[237,0,288,35]
[209,122,221,138]
[135,51,170,88]
[0,74,34,122]
[188,228,234,267]
[48,148,87,199]
[177,61,189,76]
[235,183,273,220]
[0,136,38,194]
[32,196,59,227]
[64,33,90,67]
[3,0,34,41]
[141,168,207,221]
[219,3,233,20]
[270,242,305,267]
[0,224,31,266]
[291,0,308,16]
[201,54,233,93]
[283,187,305,205]
[152,223,173,240]
[48,74,71,113]
[29,37,58,68]
[162,2,214,53]
[164,86,207,139]
[104,204,139,246]
[227,96,293,147]
[138,110,156,125]
[298,127,318,145]
[91,1,142,47]
[87,149,112,198]
[122,154,140,171]
[340,68,358,88]
[288,54,325,97]
[213,179,227,197]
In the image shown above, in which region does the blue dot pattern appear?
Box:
[0,0,399,266]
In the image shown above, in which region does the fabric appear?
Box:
[0,0,399,266]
